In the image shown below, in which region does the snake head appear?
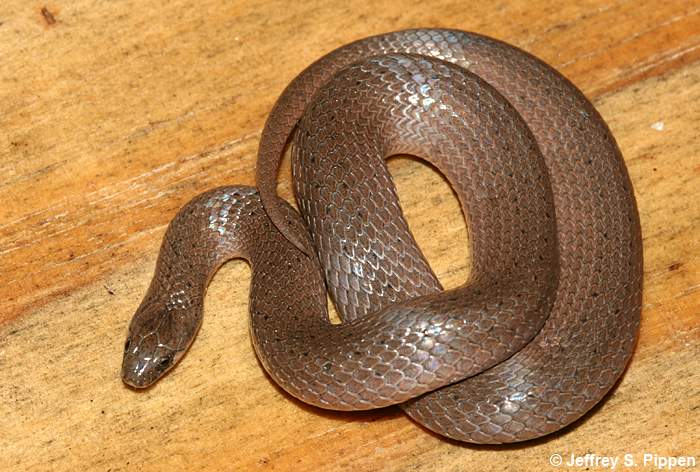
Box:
[121,292,200,388]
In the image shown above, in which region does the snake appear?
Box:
[121,29,642,444]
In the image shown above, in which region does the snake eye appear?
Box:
[158,355,172,368]
[124,339,131,352]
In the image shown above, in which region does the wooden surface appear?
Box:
[1,1,699,470]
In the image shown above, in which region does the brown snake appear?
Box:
[121,29,642,443]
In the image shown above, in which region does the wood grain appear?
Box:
[1,1,698,470]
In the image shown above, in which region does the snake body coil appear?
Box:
[122,29,642,443]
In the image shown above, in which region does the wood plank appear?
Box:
[1,1,698,470]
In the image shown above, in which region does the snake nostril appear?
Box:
[124,339,131,352]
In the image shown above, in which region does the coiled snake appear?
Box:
[121,29,642,443]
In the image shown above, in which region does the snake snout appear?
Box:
[121,337,176,389]
[121,306,181,389]
[122,279,203,389]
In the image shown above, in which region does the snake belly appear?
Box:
[122,29,642,444]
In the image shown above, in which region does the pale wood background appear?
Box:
[1,1,698,471]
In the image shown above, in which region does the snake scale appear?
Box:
[122,29,642,443]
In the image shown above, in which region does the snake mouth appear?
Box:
[121,358,154,389]
[122,375,151,389]
[121,346,178,389]
[121,353,164,389]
